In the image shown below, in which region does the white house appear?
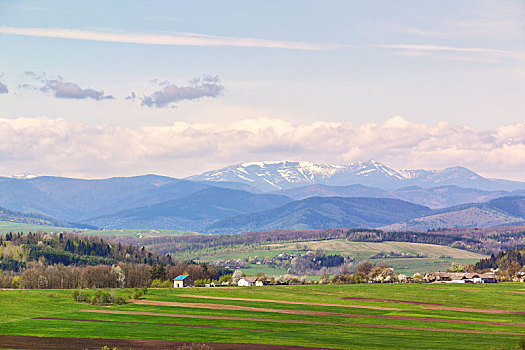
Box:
[237,276,264,287]
[425,272,497,283]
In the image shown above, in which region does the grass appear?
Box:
[0,284,524,349]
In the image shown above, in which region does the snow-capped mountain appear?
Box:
[187,160,525,191]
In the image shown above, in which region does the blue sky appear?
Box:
[0,1,524,179]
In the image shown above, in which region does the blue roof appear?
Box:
[174,275,189,280]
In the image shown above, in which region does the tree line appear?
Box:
[0,231,231,289]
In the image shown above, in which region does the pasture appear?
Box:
[196,239,487,276]
[0,221,201,238]
[0,283,524,349]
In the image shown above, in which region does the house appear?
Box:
[514,271,525,282]
[425,272,497,284]
[237,276,265,287]
[173,275,194,288]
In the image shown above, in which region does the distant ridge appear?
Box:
[187,160,525,191]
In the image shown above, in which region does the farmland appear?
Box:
[0,283,524,349]
[180,239,487,276]
[0,221,201,238]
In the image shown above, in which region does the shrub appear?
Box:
[132,288,144,300]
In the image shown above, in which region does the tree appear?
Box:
[232,269,244,284]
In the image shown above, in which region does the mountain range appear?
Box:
[0,160,524,233]
[188,160,525,191]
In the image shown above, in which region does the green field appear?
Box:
[82,228,202,238]
[0,221,201,238]
[0,221,72,234]
[1,283,524,349]
[195,239,487,276]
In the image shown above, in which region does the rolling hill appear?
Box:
[207,197,432,233]
[277,184,513,209]
[0,175,254,222]
[85,187,291,231]
[383,196,525,231]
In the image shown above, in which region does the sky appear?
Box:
[0,0,524,180]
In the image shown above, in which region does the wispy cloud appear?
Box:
[140,75,224,108]
[377,44,514,55]
[0,26,346,51]
[377,44,525,62]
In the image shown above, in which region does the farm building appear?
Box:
[425,272,497,283]
[237,276,265,287]
[173,275,194,288]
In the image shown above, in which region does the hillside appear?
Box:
[383,196,525,231]
[0,206,92,229]
[0,231,172,270]
[278,184,511,209]
[207,197,431,233]
[86,187,291,231]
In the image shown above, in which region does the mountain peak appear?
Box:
[188,160,525,192]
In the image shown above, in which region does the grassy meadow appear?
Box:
[0,221,71,235]
[0,221,201,238]
[1,283,524,349]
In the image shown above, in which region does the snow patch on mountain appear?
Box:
[187,160,525,192]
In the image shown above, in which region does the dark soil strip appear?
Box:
[425,306,525,315]
[341,297,441,305]
[178,294,403,310]
[82,309,525,328]
[32,317,275,333]
[0,335,337,350]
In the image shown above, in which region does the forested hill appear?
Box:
[0,206,95,229]
[475,246,525,279]
[0,231,172,271]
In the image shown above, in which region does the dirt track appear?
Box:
[0,335,336,350]
[177,294,403,310]
[425,306,525,315]
[32,317,276,332]
[132,300,391,316]
[82,309,525,328]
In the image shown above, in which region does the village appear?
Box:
[172,270,505,288]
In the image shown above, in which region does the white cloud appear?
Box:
[0,116,525,181]
[0,26,346,51]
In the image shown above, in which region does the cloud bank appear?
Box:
[141,76,224,108]
[0,26,344,51]
[0,116,524,181]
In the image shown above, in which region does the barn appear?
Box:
[173,275,194,288]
